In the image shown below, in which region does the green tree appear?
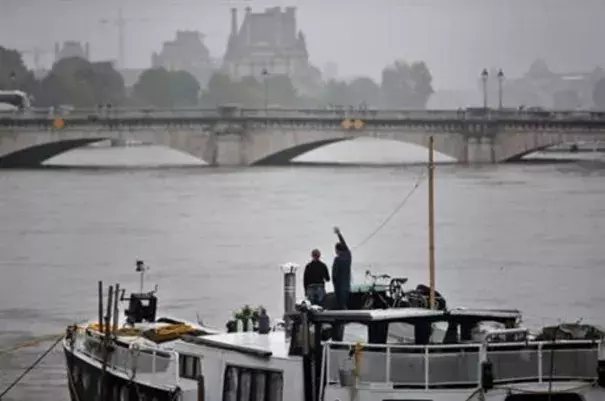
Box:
[169,70,201,107]
[321,79,350,107]
[593,78,605,109]
[237,76,263,107]
[381,60,434,109]
[35,57,125,107]
[200,73,301,108]
[90,61,126,106]
[0,46,37,94]
[200,72,240,107]
[265,74,299,107]
[409,61,434,108]
[347,77,381,107]
[131,67,200,108]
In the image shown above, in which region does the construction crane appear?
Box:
[99,8,150,70]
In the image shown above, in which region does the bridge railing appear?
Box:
[5,107,605,122]
[72,328,180,386]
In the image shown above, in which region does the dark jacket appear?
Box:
[332,232,352,297]
[303,260,330,290]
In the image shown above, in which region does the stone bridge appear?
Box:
[1,113,605,166]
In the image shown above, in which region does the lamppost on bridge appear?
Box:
[480,68,489,109]
[497,69,505,110]
[261,68,269,116]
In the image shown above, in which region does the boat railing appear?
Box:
[73,328,180,386]
[322,337,602,389]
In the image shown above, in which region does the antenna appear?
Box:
[135,260,150,293]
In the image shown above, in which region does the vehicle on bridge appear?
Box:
[0,90,31,111]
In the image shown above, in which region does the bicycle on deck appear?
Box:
[359,270,409,309]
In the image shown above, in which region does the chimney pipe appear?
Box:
[281,263,298,339]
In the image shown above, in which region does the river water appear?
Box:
[1,140,604,401]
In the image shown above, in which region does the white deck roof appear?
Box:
[307,307,522,323]
[188,331,293,359]
[312,307,444,322]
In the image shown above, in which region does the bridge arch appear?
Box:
[0,138,105,167]
[0,128,215,167]
[246,127,467,165]
[495,130,604,162]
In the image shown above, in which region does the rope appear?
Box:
[0,335,63,399]
[0,333,63,355]
[352,167,426,250]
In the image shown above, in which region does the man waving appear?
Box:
[332,226,352,310]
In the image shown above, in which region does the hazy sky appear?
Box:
[1,0,604,89]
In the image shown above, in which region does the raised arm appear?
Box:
[333,226,349,251]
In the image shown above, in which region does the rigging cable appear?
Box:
[0,335,63,400]
[0,333,63,355]
[353,167,426,250]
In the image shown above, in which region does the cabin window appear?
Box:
[504,393,585,401]
[386,322,415,344]
[342,323,368,342]
[179,354,201,379]
[222,365,284,401]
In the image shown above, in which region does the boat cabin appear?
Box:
[124,292,158,325]
[288,307,523,353]
[284,306,602,401]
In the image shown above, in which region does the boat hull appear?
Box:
[63,341,177,401]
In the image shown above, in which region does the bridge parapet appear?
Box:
[3,106,605,122]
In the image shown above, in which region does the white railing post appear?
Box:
[478,342,486,387]
[174,351,180,387]
[537,342,543,383]
[424,347,429,390]
[325,341,331,385]
[385,346,391,383]
[319,344,328,400]
[152,349,156,381]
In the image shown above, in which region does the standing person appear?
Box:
[303,249,330,305]
[332,226,352,310]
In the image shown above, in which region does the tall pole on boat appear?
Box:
[428,136,436,310]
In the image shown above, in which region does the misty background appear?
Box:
[2,0,604,91]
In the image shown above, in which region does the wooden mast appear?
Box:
[428,136,436,310]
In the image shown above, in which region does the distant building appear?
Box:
[54,41,90,63]
[502,60,605,109]
[222,6,321,96]
[151,31,215,88]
